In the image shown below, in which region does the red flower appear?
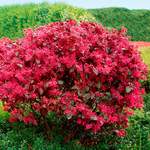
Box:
[23,113,37,125]
[9,117,18,123]
[116,129,126,137]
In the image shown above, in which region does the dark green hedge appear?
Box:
[88,7,150,41]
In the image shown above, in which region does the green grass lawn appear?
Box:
[140,47,150,68]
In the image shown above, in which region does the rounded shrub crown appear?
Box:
[0,20,147,136]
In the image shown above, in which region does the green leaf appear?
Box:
[126,86,132,93]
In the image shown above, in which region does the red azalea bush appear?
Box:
[0,20,147,138]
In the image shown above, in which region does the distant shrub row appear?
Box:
[88,7,150,41]
[0,3,150,41]
[0,3,95,39]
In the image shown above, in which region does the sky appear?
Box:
[0,0,150,9]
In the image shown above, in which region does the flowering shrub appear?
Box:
[0,21,147,137]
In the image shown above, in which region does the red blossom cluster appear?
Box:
[131,41,150,48]
[0,20,147,136]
